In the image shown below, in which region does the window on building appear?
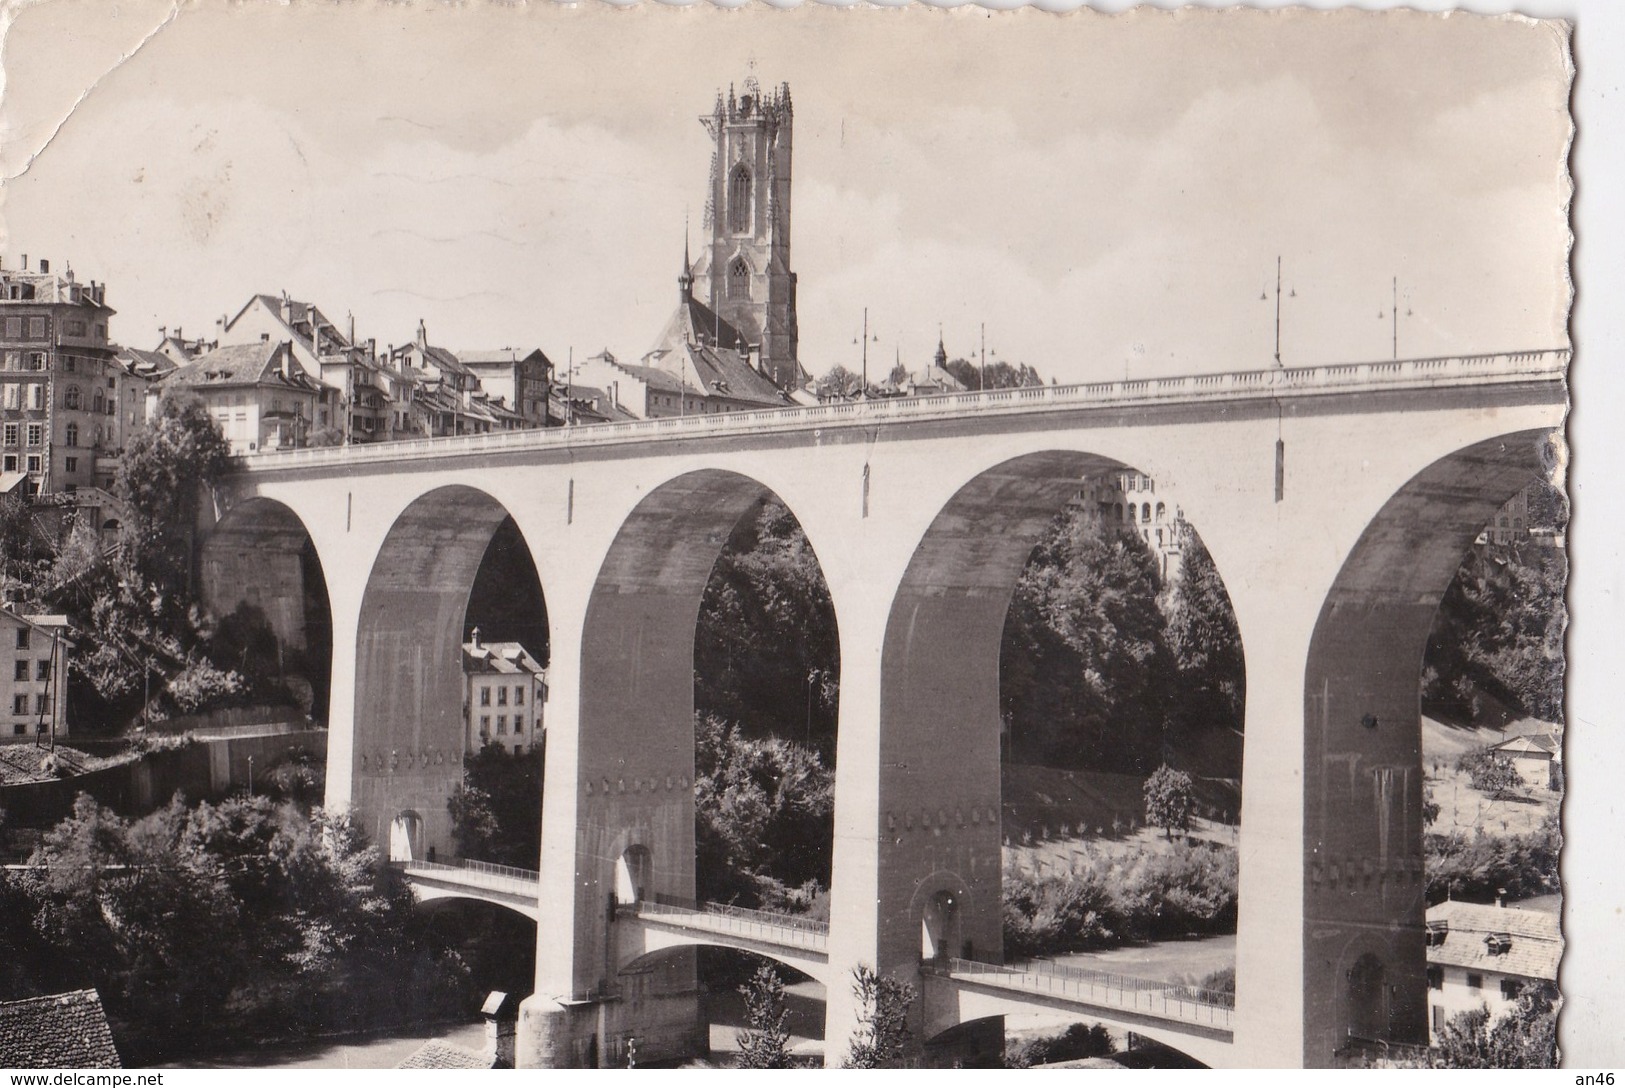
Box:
[63,386,80,410]
[96,325,106,339]
[497,687,507,707]
[496,715,507,735]
[36,659,49,681]
[27,354,44,372]
[64,457,76,474]
[65,319,86,337]
[3,456,16,473]
[3,424,16,447]
[479,715,490,737]
[479,687,491,706]
[514,687,524,707]
[26,455,41,473]
[29,384,43,409]
[25,425,39,448]
[1427,966,1443,991]
[64,357,76,373]
[11,722,21,736]
[13,660,27,681]
[1466,973,1483,991]
[35,693,46,715]
[65,422,77,447]
[729,257,750,300]
[28,317,46,339]
[3,318,19,338]
[1432,1006,1445,1034]
[1501,979,1521,1000]
[16,629,28,650]
[728,163,752,233]
[11,694,24,716]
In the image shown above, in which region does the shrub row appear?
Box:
[1002,841,1237,958]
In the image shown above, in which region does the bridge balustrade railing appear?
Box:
[937,957,1234,1030]
[239,349,1569,473]
[633,893,829,951]
[391,857,540,897]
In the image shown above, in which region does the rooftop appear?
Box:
[0,989,121,1069]
[1426,900,1561,982]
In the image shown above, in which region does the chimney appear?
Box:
[159,326,168,342]
[216,314,227,338]
[260,332,270,342]
[470,626,481,649]
[481,992,518,1069]
[1496,887,1507,909]
[415,319,428,349]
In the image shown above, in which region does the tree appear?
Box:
[842,964,914,1069]
[735,963,794,1068]
[1144,763,1195,840]
[116,391,232,606]
[447,743,545,868]
[1457,746,1523,798]
[814,365,863,400]
[694,714,833,909]
[1432,984,1558,1068]
[1160,523,1246,744]
[999,506,1175,773]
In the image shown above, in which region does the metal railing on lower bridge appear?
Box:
[928,957,1234,1030]
[393,857,540,898]
[631,893,829,953]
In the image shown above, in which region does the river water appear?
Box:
[152,1020,489,1070]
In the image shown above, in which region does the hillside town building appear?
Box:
[0,257,119,495]
[462,629,547,756]
[0,609,70,744]
[1425,900,1560,1043]
[158,340,328,454]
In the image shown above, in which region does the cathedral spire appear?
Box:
[678,218,694,301]
[934,329,948,369]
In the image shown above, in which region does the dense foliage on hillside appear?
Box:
[694,714,833,912]
[1423,814,1560,906]
[1001,841,1238,957]
[1001,509,1244,774]
[0,794,470,1063]
[1422,479,1567,726]
[447,742,545,868]
[695,501,840,756]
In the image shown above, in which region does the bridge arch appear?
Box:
[198,496,333,722]
[1300,426,1557,1065]
[563,467,842,1045]
[872,450,1244,982]
[352,483,551,859]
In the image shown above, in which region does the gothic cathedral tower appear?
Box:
[692,77,801,392]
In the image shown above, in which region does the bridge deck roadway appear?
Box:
[398,860,542,921]
[920,957,1234,1066]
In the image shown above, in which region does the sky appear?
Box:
[0,1,1573,385]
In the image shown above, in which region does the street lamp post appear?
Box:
[247,754,254,796]
[853,309,877,399]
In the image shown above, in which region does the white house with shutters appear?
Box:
[1424,900,1561,1042]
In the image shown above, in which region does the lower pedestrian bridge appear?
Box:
[398,859,1234,1066]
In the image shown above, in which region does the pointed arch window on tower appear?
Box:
[729,257,751,300]
[728,163,752,234]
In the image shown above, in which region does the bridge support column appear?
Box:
[1229,583,1317,1068]
[823,585,1005,1068]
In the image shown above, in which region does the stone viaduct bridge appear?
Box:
[198,348,1566,1068]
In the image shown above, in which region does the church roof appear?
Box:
[656,293,750,357]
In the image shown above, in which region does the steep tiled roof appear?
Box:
[0,989,122,1068]
[1493,734,1559,757]
[397,1040,490,1069]
[164,342,322,392]
[463,640,546,677]
[1426,901,1561,981]
[114,346,179,379]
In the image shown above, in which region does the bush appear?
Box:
[1002,841,1238,955]
[1006,1023,1114,1067]
[1457,746,1523,797]
[1424,815,1559,905]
